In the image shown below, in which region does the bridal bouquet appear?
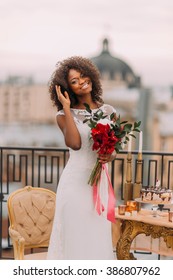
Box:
[83,103,141,187]
[83,103,141,222]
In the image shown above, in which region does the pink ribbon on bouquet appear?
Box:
[93,163,116,223]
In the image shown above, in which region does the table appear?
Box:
[115,208,173,260]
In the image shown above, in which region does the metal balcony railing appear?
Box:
[0,146,173,259]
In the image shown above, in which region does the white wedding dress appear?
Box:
[47,104,116,260]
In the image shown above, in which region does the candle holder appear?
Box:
[133,152,142,199]
[169,211,173,222]
[126,200,137,213]
[124,152,133,204]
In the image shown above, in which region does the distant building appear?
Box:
[0,83,56,124]
[91,38,141,91]
[0,82,62,147]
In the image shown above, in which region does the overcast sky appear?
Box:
[0,0,173,87]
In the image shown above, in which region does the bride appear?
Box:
[47,56,117,260]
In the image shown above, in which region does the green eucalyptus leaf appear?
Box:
[120,121,128,125]
[83,119,89,123]
[129,133,136,138]
[110,112,115,120]
[124,124,132,132]
[83,103,92,114]
[134,121,141,128]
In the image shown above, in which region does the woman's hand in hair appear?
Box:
[56,85,71,109]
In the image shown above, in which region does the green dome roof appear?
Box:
[91,38,140,87]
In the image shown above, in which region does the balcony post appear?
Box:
[124,152,133,204]
[133,152,142,199]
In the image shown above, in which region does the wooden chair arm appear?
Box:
[9,227,25,260]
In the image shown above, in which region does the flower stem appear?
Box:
[88,159,102,186]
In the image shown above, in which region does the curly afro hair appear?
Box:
[48,56,104,111]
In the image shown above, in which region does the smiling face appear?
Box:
[67,69,92,96]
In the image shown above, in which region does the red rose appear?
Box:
[91,123,118,155]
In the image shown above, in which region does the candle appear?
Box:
[139,131,143,153]
[128,134,132,153]
[118,205,126,215]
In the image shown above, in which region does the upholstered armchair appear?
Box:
[7,186,56,260]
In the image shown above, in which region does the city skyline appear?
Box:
[1,0,173,87]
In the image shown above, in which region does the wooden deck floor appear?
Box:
[1,248,173,260]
